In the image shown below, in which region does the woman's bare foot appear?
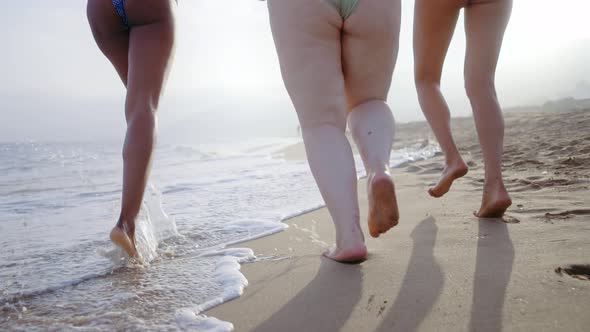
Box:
[368,172,399,238]
[476,181,512,218]
[110,225,138,258]
[323,222,367,263]
[428,160,468,198]
[323,243,368,263]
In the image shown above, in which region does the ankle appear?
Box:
[335,223,365,245]
[116,217,136,234]
[445,155,465,167]
[483,178,506,190]
[367,166,390,179]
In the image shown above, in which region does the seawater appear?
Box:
[0,138,438,331]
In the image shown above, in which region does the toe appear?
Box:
[429,187,440,198]
[370,228,380,238]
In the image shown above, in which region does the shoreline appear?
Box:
[188,141,439,320]
[206,109,590,331]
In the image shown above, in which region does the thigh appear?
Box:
[463,0,512,83]
[413,0,462,84]
[125,0,176,115]
[87,0,130,85]
[268,0,348,128]
[341,0,401,108]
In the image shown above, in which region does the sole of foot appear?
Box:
[323,244,368,263]
[368,174,399,238]
[428,162,468,198]
[110,226,138,258]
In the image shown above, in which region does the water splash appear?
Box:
[98,184,181,265]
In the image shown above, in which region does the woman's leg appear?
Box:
[413,0,468,198]
[87,0,130,85]
[464,0,512,217]
[343,0,401,237]
[268,0,366,262]
[87,0,176,257]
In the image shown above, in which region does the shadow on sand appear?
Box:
[469,217,515,331]
[251,258,363,332]
[376,216,444,332]
[252,216,514,332]
[376,216,515,331]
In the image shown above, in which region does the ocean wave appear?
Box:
[0,140,438,331]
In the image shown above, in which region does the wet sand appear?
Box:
[209,108,590,331]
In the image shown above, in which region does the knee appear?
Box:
[122,110,156,159]
[464,74,497,102]
[297,99,347,132]
[125,93,159,121]
[348,99,394,133]
[349,99,392,121]
[124,97,157,137]
[414,69,441,95]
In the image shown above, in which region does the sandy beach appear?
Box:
[208,108,590,331]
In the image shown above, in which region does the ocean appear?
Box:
[0,138,437,331]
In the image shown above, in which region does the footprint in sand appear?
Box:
[510,159,544,167]
[560,157,590,167]
[405,165,423,173]
[502,215,520,224]
[474,214,520,224]
[555,265,590,281]
[544,209,590,220]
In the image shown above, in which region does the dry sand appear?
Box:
[208,109,590,331]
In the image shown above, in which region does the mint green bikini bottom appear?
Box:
[328,0,359,20]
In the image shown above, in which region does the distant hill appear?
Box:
[504,96,590,114]
[542,97,590,112]
[570,80,590,99]
[503,105,540,113]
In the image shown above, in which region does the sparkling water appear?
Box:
[0,138,437,331]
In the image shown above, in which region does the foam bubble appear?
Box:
[195,248,255,313]
[175,248,256,331]
[176,309,234,332]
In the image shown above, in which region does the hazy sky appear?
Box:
[1,0,589,142]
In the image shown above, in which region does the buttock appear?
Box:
[112,0,129,29]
